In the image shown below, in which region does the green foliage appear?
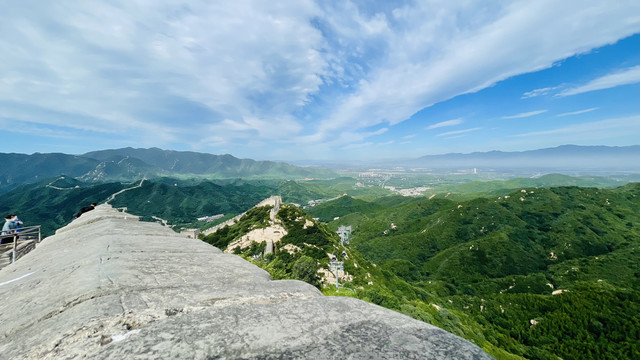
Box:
[277,204,336,253]
[292,255,320,288]
[331,183,640,359]
[110,180,274,226]
[4,170,639,360]
[382,259,425,282]
[306,195,382,222]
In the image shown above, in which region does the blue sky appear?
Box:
[1,1,639,162]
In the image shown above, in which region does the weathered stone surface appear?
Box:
[0,205,492,359]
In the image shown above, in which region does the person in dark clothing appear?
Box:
[75,203,97,218]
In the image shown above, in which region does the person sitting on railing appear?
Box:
[75,203,97,218]
[1,214,23,244]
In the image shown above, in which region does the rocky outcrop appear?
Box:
[0,205,492,359]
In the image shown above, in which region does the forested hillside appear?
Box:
[2,169,638,359]
[319,184,640,360]
[0,177,391,236]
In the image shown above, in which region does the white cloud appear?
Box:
[312,1,640,141]
[426,118,464,129]
[437,127,481,137]
[0,1,639,157]
[521,86,560,99]
[557,65,640,97]
[556,108,599,117]
[0,0,326,147]
[502,110,548,119]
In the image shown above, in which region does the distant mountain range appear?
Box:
[1,145,638,194]
[0,147,334,194]
[403,145,640,172]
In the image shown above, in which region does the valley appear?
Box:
[1,147,639,359]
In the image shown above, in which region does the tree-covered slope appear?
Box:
[0,176,127,236]
[108,180,275,224]
[333,183,640,359]
[0,153,99,193]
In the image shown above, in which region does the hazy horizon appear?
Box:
[1,1,639,161]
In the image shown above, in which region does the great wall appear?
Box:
[0,204,492,359]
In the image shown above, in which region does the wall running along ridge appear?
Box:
[0,204,492,359]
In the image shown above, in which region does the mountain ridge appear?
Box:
[404,144,640,171]
[0,148,335,194]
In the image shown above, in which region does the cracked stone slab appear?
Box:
[0,205,492,359]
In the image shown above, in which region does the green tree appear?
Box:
[292,255,320,288]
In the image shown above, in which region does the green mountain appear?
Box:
[0,153,98,193]
[0,176,391,236]
[0,148,337,194]
[83,147,334,179]
[108,179,275,225]
[3,169,639,359]
[0,176,127,236]
[0,179,280,236]
[201,202,352,288]
[305,194,384,222]
[199,200,429,310]
[322,184,640,359]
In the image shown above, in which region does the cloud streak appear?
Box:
[521,86,560,99]
[426,118,464,129]
[557,65,640,97]
[502,110,548,119]
[556,108,599,117]
[437,127,481,137]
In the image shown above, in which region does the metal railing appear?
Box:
[0,225,41,264]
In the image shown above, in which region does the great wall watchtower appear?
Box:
[0,204,491,359]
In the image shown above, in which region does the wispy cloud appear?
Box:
[402,134,416,139]
[312,1,640,142]
[437,127,481,137]
[557,65,640,97]
[502,110,547,119]
[1,1,639,159]
[0,0,326,150]
[426,118,463,129]
[556,108,599,117]
[515,116,640,138]
[521,86,560,99]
